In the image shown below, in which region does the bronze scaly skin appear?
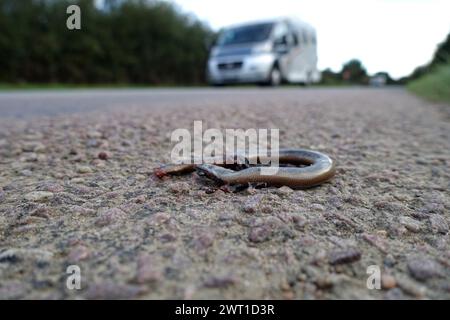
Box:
[156,149,336,189]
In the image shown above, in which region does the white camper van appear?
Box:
[207,17,320,86]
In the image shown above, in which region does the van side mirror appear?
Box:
[274,35,288,46]
[274,35,289,53]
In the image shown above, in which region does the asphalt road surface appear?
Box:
[0,87,412,118]
[0,87,449,299]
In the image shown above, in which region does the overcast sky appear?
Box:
[169,0,450,79]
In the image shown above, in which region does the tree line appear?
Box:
[0,0,214,84]
[322,33,450,86]
[321,59,399,85]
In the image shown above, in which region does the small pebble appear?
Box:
[24,191,54,202]
[315,276,334,289]
[192,231,215,251]
[86,139,100,148]
[248,225,272,243]
[20,153,38,162]
[276,186,293,196]
[159,233,177,243]
[20,169,33,176]
[134,195,146,203]
[242,195,263,213]
[429,214,448,234]
[381,274,397,289]
[328,248,361,265]
[68,245,90,262]
[70,205,96,215]
[145,212,170,226]
[22,141,46,153]
[396,275,426,298]
[95,208,126,227]
[87,131,102,139]
[362,233,388,253]
[399,216,421,233]
[407,257,443,281]
[71,177,85,184]
[310,203,325,211]
[30,206,51,219]
[98,151,109,160]
[169,182,190,194]
[37,182,64,193]
[282,290,295,299]
[76,165,93,174]
[292,215,307,229]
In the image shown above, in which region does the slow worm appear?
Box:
[154,149,336,189]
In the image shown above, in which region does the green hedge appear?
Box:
[408,63,450,103]
[0,0,214,85]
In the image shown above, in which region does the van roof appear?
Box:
[223,17,315,33]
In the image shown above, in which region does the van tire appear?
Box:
[263,65,281,86]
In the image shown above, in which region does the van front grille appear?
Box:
[217,61,243,70]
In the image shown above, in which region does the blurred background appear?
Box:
[0,0,448,99]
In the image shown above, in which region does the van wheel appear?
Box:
[267,65,281,86]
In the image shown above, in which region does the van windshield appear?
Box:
[217,23,274,46]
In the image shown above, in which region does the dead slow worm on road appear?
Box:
[154,148,336,189]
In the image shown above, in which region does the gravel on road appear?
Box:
[0,88,449,299]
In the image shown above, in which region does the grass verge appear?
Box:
[408,63,450,103]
